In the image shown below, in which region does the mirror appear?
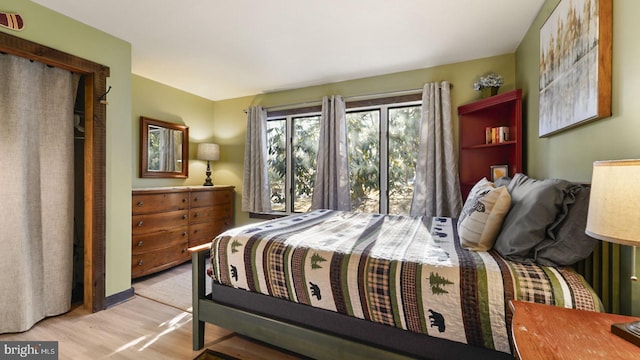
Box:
[140,116,189,178]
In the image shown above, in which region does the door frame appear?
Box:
[0,31,109,312]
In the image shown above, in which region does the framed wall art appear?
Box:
[538,0,612,137]
[490,165,509,182]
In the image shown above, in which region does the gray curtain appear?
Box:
[410,81,462,218]
[311,95,351,211]
[242,106,272,213]
[0,54,79,333]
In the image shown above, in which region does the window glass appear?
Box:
[346,110,380,213]
[292,115,320,212]
[266,119,286,211]
[388,106,421,215]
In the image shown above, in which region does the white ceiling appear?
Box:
[31,0,544,101]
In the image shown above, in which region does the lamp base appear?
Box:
[203,161,213,186]
[611,321,640,346]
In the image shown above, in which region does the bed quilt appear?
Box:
[209,209,602,353]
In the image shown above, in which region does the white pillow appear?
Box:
[458,178,511,251]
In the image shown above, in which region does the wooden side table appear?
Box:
[510,300,640,359]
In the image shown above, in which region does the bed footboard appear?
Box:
[191,246,208,350]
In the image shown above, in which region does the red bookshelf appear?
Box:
[458,89,522,200]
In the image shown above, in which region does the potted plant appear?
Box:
[473,73,504,97]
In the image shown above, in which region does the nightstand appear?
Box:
[510,300,640,359]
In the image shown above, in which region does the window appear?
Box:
[347,102,421,215]
[267,113,320,213]
[265,98,421,216]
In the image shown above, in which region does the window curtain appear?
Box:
[242,106,272,213]
[311,95,351,211]
[0,54,79,333]
[410,81,462,218]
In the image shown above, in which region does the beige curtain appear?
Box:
[410,81,462,218]
[0,54,78,333]
[242,106,272,213]
[311,95,351,211]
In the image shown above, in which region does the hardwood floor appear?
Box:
[0,270,304,359]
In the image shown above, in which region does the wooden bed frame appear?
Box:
[190,246,513,360]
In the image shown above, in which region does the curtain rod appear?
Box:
[245,82,453,113]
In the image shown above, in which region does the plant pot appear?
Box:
[481,87,500,98]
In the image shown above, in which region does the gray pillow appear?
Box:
[493,173,575,263]
[534,185,598,266]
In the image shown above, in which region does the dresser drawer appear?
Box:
[132,226,189,255]
[211,217,234,237]
[189,204,232,224]
[189,222,214,246]
[190,189,234,208]
[132,210,189,235]
[132,192,189,215]
[131,243,190,278]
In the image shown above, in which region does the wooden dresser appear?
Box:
[131,186,234,278]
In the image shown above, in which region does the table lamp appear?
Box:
[585,159,640,346]
[197,143,220,186]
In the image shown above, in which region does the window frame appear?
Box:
[252,93,422,218]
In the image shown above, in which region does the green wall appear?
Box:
[516,0,640,315]
[212,54,517,225]
[516,0,640,180]
[2,0,132,297]
[131,75,217,189]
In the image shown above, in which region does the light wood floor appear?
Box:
[0,270,304,359]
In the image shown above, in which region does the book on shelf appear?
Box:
[485,126,509,144]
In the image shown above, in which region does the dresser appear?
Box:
[131,186,235,278]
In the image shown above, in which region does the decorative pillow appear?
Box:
[493,173,575,263]
[535,185,598,266]
[457,178,511,251]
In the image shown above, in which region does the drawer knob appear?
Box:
[182,214,188,220]
[182,198,187,203]
[137,221,144,227]
[194,197,198,202]
[137,201,144,207]
[137,260,143,266]
[182,248,187,253]
[137,241,143,247]
[194,212,200,218]
[182,232,188,237]
[194,229,199,233]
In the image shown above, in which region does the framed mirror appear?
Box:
[140,116,189,178]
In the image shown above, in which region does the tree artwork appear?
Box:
[310,253,327,269]
[429,272,454,295]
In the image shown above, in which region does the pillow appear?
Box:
[534,185,598,266]
[457,178,511,251]
[493,173,575,262]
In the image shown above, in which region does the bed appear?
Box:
[191,175,602,359]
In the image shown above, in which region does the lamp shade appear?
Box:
[585,159,640,246]
[197,143,220,161]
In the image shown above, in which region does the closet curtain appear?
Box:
[0,54,79,332]
[242,106,272,213]
[311,95,351,211]
[410,81,462,218]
